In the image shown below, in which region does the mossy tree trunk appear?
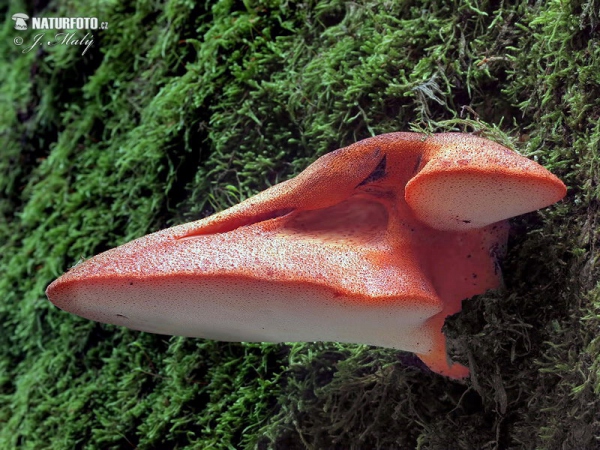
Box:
[0,0,598,448]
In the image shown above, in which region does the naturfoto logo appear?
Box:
[11,13,107,31]
[11,12,108,56]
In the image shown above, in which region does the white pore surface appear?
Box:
[66,277,438,355]
[407,172,558,231]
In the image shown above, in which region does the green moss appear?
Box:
[0,0,598,448]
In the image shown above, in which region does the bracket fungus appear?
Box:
[46,133,566,379]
